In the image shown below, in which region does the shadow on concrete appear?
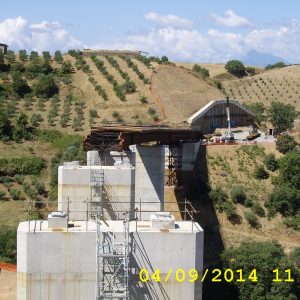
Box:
[181,145,224,267]
[129,233,171,300]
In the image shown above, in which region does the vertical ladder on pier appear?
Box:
[90,156,129,300]
[96,215,130,299]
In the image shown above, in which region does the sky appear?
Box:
[1,1,300,63]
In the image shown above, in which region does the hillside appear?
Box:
[222,65,300,111]
[151,65,223,123]
[1,51,300,270]
[206,144,300,254]
[0,51,225,135]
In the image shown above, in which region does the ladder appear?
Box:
[96,216,130,299]
[90,155,130,300]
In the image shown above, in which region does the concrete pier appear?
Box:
[17,220,204,300]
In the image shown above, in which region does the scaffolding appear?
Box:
[96,213,130,300]
[89,154,130,300]
[166,142,183,186]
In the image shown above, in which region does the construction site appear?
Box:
[15,99,268,300]
[17,124,206,300]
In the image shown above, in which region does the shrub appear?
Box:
[9,157,46,175]
[209,186,228,208]
[148,107,156,115]
[264,153,278,171]
[265,62,286,70]
[245,66,256,76]
[223,201,237,219]
[14,174,25,184]
[0,226,17,262]
[253,165,269,179]
[30,113,43,127]
[244,211,260,228]
[214,80,223,90]
[284,213,300,231]
[0,190,6,199]
[89,109,98,118]
[10,189,23,200]
[252,202,266,217]
[192,64,209,77]
[26,188,38,199]
[230,185,247,204]
[276,134,297,154]
[34,181,46,195]
[152,115,159,122]
[139,96,148,104]
[289,246,300,266]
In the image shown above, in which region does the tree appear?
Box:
[268,101,298,132]
[266,185,300,216]
[161,56,169,63]
[264,153,279,171]
[221,241,298,300]
[19,50,28,61]
[11,72,31,97]
[0,49,4,65]
[10,62,25,73]
[58,61,72,75]
[54,50,63,63]
[225,60,246,77]
[42,51,51,61]
[13,113,29,142]
[33,74,58,98]
[6,50,15,64]
[29,51,39,61]
[243,102,266,126]
[276,134,297,154]
[278,150,300,190]
[192,64,209,78]
[0,108,12,139]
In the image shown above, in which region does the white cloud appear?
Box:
[30,21,61,31]
[88,18,300,63]
[1,15,300,63]
[210,10,253,28]
[0,17,83,53]
[145,12,194,29]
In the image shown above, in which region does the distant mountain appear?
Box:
[241,50,290,67]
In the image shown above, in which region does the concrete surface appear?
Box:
[134,145,165,220]
[17,220,204,300]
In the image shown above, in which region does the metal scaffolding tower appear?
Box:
[89,154,130,300]
[166,142,183,186]
[96,214,130,300]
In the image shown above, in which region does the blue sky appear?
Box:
[1,1,300,63]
